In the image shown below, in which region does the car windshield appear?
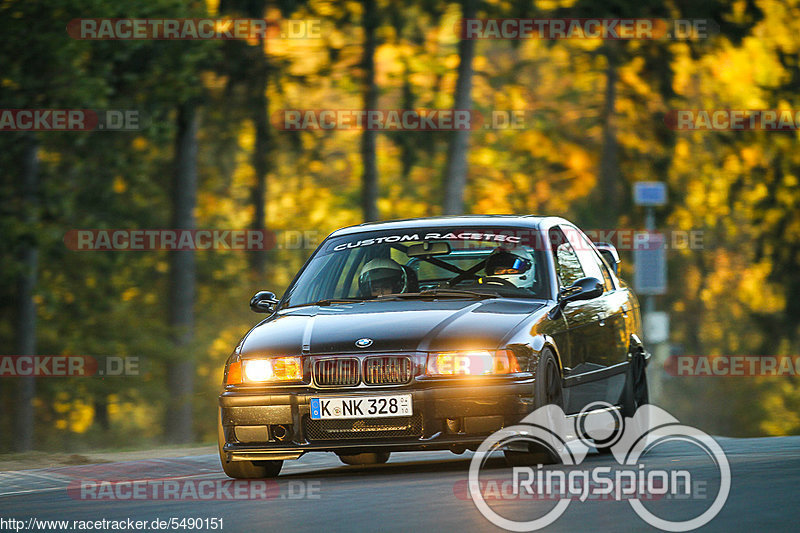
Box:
[281,226,550,308]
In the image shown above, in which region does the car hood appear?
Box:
[240,299,547,355]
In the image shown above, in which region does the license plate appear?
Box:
[310,394,412,420]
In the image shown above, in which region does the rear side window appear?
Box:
[599,263,615,292]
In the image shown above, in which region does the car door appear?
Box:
[563,225,629,405]
[548,226,603,412]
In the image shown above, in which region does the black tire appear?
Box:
[217,410,283,479]
[337,452,390,465]
[622,347,649,417]
[533,347,564,409]
[503,448,556,466]
[504,348,563,466]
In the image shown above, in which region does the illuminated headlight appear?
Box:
[226,357,303,385]
[244,360,273,382]
[425,350,520,376]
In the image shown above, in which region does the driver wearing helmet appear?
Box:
[359,257,407,297]
[483,247,534,288]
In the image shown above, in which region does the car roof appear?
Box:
[330,215,559,237]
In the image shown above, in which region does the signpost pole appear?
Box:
[644,206,655,317]
[633,182,669,405]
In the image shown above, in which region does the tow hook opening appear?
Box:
[272,424,290,442]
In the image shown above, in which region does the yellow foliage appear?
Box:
[761,382,800,436]
[68,401,94,434]
[121,288,139,302]
[131,137,148,151]
[112,176,127,194]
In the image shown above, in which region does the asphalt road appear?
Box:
[0,436,797,532]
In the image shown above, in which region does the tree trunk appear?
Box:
[361,0,379,222]
[599,44,621,226]
[442,0,478,215]
[165,102,199,443]
[249,36,270,273]
[399,58,417,192]
[15,134,39,452]
[94,397,110,431]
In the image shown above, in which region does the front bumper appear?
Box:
[219,377,534,461]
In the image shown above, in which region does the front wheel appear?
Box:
[503,348,563,466]
[217,409,283,478]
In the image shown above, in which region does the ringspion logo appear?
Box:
[468,402,730,531]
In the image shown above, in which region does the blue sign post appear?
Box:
[633,182,667,206]
[634,233,667,295]
[632,181,669,404]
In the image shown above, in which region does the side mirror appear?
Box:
[250,290,279,313]
[549,277,604,319]
[594,242,620,275]
[560,277,604,304]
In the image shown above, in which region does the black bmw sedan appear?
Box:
[218,215,649,478]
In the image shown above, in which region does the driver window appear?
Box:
[563,227,615,292]
[549,228,584,287]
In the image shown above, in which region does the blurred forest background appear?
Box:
[1,0,799,452]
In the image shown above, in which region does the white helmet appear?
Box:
[484,247,534,288]
[359,258,407,296]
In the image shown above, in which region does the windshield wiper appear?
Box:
[378,289,498,300]
[308,297,367,306]
[298,290,498,307]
